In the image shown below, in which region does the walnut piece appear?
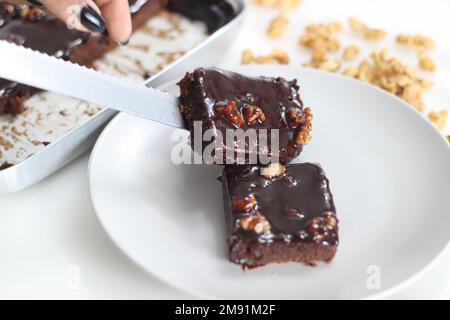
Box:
[267,15,288,38]
[348,17,386,41]
[428,110,448,131]
[243,106,266,125]
[396,34,435,50]
[286,107,303,128]
[241,48,290,65]
[342,49,432,112]
[299,22,342,68]
[241,49,254,64]
[251,0,302,10]
[240,215,271,234]
[260,163,286,179]
[232,194,257,212]
[342,45,360,61]
[295,107,313,145]
[418,51,436,72]
[215,101,244,128]
[319,59,340,72]
[306,212,338,241]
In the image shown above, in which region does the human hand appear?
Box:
[11,0,132,44]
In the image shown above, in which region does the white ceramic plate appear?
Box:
[88,66,450,299]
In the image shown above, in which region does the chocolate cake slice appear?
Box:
[221,163,338,268]
[0,0,168,115]
[178,68,312,164]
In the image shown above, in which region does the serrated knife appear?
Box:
[0,40,183,128]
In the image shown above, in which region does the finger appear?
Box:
[40,0,106,34]
[95,0,132,44]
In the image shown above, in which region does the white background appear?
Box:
[0,0,449,299]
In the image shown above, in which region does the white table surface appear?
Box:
[0,0,449,299]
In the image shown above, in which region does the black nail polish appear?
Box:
[119,39,130,46]
[79,5,106,34]
[27,0,43,6]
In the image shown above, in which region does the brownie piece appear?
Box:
[178,68,312,164]
[221,163,338,268]
[0,0,168,115]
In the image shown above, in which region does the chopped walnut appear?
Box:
[342,45,360,61]
[267,15,288,38]
[295,107,313,145]
[299,22,341,68]
[261,163,286,179]
[396,34,435,50]
[271,48,290,64]
[215,101,244,128]
[251,0,302,10]
[428,110,448,131]
[286,107,303,128]
[348,17,386,41]
[402,84,424,111]
[319,59,341,72]
[240,215,271,234]
[342,49,432,112]
[241,48,289,65]
[343,67,359,77]
[232,194,257,212]
[241,49,254,64]
[306,212,337,242]
[243,106,266,125]
[418,51,436,72]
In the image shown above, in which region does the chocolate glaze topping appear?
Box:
[178,68,306,164]
[222,163,338,246]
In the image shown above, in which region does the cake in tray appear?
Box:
[0,0,168,115]
[0,1,210,169]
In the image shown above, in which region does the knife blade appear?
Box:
[0,40,184,128]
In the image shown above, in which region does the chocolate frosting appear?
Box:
[222,163,338,246]
[179,68,305,164]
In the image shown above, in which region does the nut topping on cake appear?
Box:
[232,194,257,212]
[215,101,244,128]
[260,163,286,179]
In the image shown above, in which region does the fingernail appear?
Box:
[118,39,130,46]
[79,5,106,34]
[27,0,43,6]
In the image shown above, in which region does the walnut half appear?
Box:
[294,107,313,145]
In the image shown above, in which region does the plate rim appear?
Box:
[88,65,450,300]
